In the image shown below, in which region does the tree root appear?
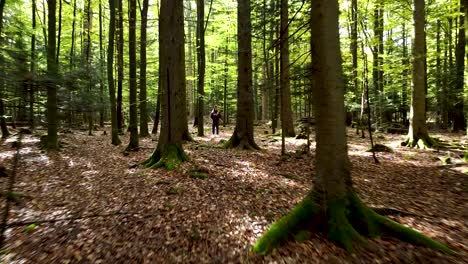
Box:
[141,144,188,170]
[224,136,260,150]
[402,135,435,149]
[252,192,455,255]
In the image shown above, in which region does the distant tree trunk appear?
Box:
[186,3,194,120]
[351,0,359,134]
[143,0,188,169]
[56,0,62,65]
[435,20,442,125]
[454,0,466,131]
[107,0,120,145]
[225,0,259,150]
[261,0,268,121]
[47,0,59,149]
[83,0,93,136]
[126,0,139,150]
[404,0,431,148]
[0,0,9,138]
[401,22,409,125]
[196,0,205,136]
[117,0,124,132]
[272,24,280,133]
[139,0,149,137]
[253,0,453,254]
[29,0,36,129]
[99,0,105,127]
[223,38,229,126]
[279,0,295,137]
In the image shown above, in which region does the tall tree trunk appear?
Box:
[253,0,453,255]
[223,38,229,126]
[83,0,93,136]
[196,0,205,136]
[454,0,466,131]
[186,3,194,120]
[139,0,149,137]
[70,0,76,71]
[351,0,359,134]
[0,0,9,138]
[117,0,124,132]
[225,0,259,150]
[107,0,121,145]
[56,0,62,65]
[126,0,139,150]
[30,0,37,129]
[47,0,59,149]
[279,0,295,137]
[404,0,431,148]
[402,22,409,125]
[143,0,188,169]
[99,0,105,127]
[435,19,442,125]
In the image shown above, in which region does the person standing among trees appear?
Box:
[210,105,222,135]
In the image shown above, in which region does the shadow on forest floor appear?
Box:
[0,125,466,263]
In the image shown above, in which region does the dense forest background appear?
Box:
[0,0,465,140]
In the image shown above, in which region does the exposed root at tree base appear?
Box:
[252,192,454,255]
[401,135,435,149]
[141,144,188,170]
[224,137,260,150]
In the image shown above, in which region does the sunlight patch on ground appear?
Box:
[23,153,50,166]
[0,150,15,160]
[225,212,268,249]
[5,136,19,143]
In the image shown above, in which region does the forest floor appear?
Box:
[0,124,467,263]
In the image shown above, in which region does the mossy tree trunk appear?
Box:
[279,0,295,137]
[107,0,121,145]
[143,0,188,170]
[403,0,432,148]
[225,0,259,150]
[253,0,453,255]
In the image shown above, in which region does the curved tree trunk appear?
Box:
[225,0,259,150]
[253,0,452,255]
[143,0,188,169]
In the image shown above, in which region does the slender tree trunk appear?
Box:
[143,0,188,169]
[196,0,205,136]
[70,0,76,71]
[29,0,36,129]
[454,0,466,131]
[351,0,359,134]
[223,38,229,126]
[279,0,295,137]
[117,0,124,132]
[186,3,194,120]
[83,0,93,136]
[404,0,431,148]
[139,0,149,137]
[126,0,139,150]
[0,0,9,138]
[99,0,105,127]
[56,0,62,65]
[47,0,59,149]
[107,0,121,145]
[225,0,259,150]
[402,22,409,126]
[436,20,442,125]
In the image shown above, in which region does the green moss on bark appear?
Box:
[252,191,455,256]
[252,195,319,254]
[143,144,188,170]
